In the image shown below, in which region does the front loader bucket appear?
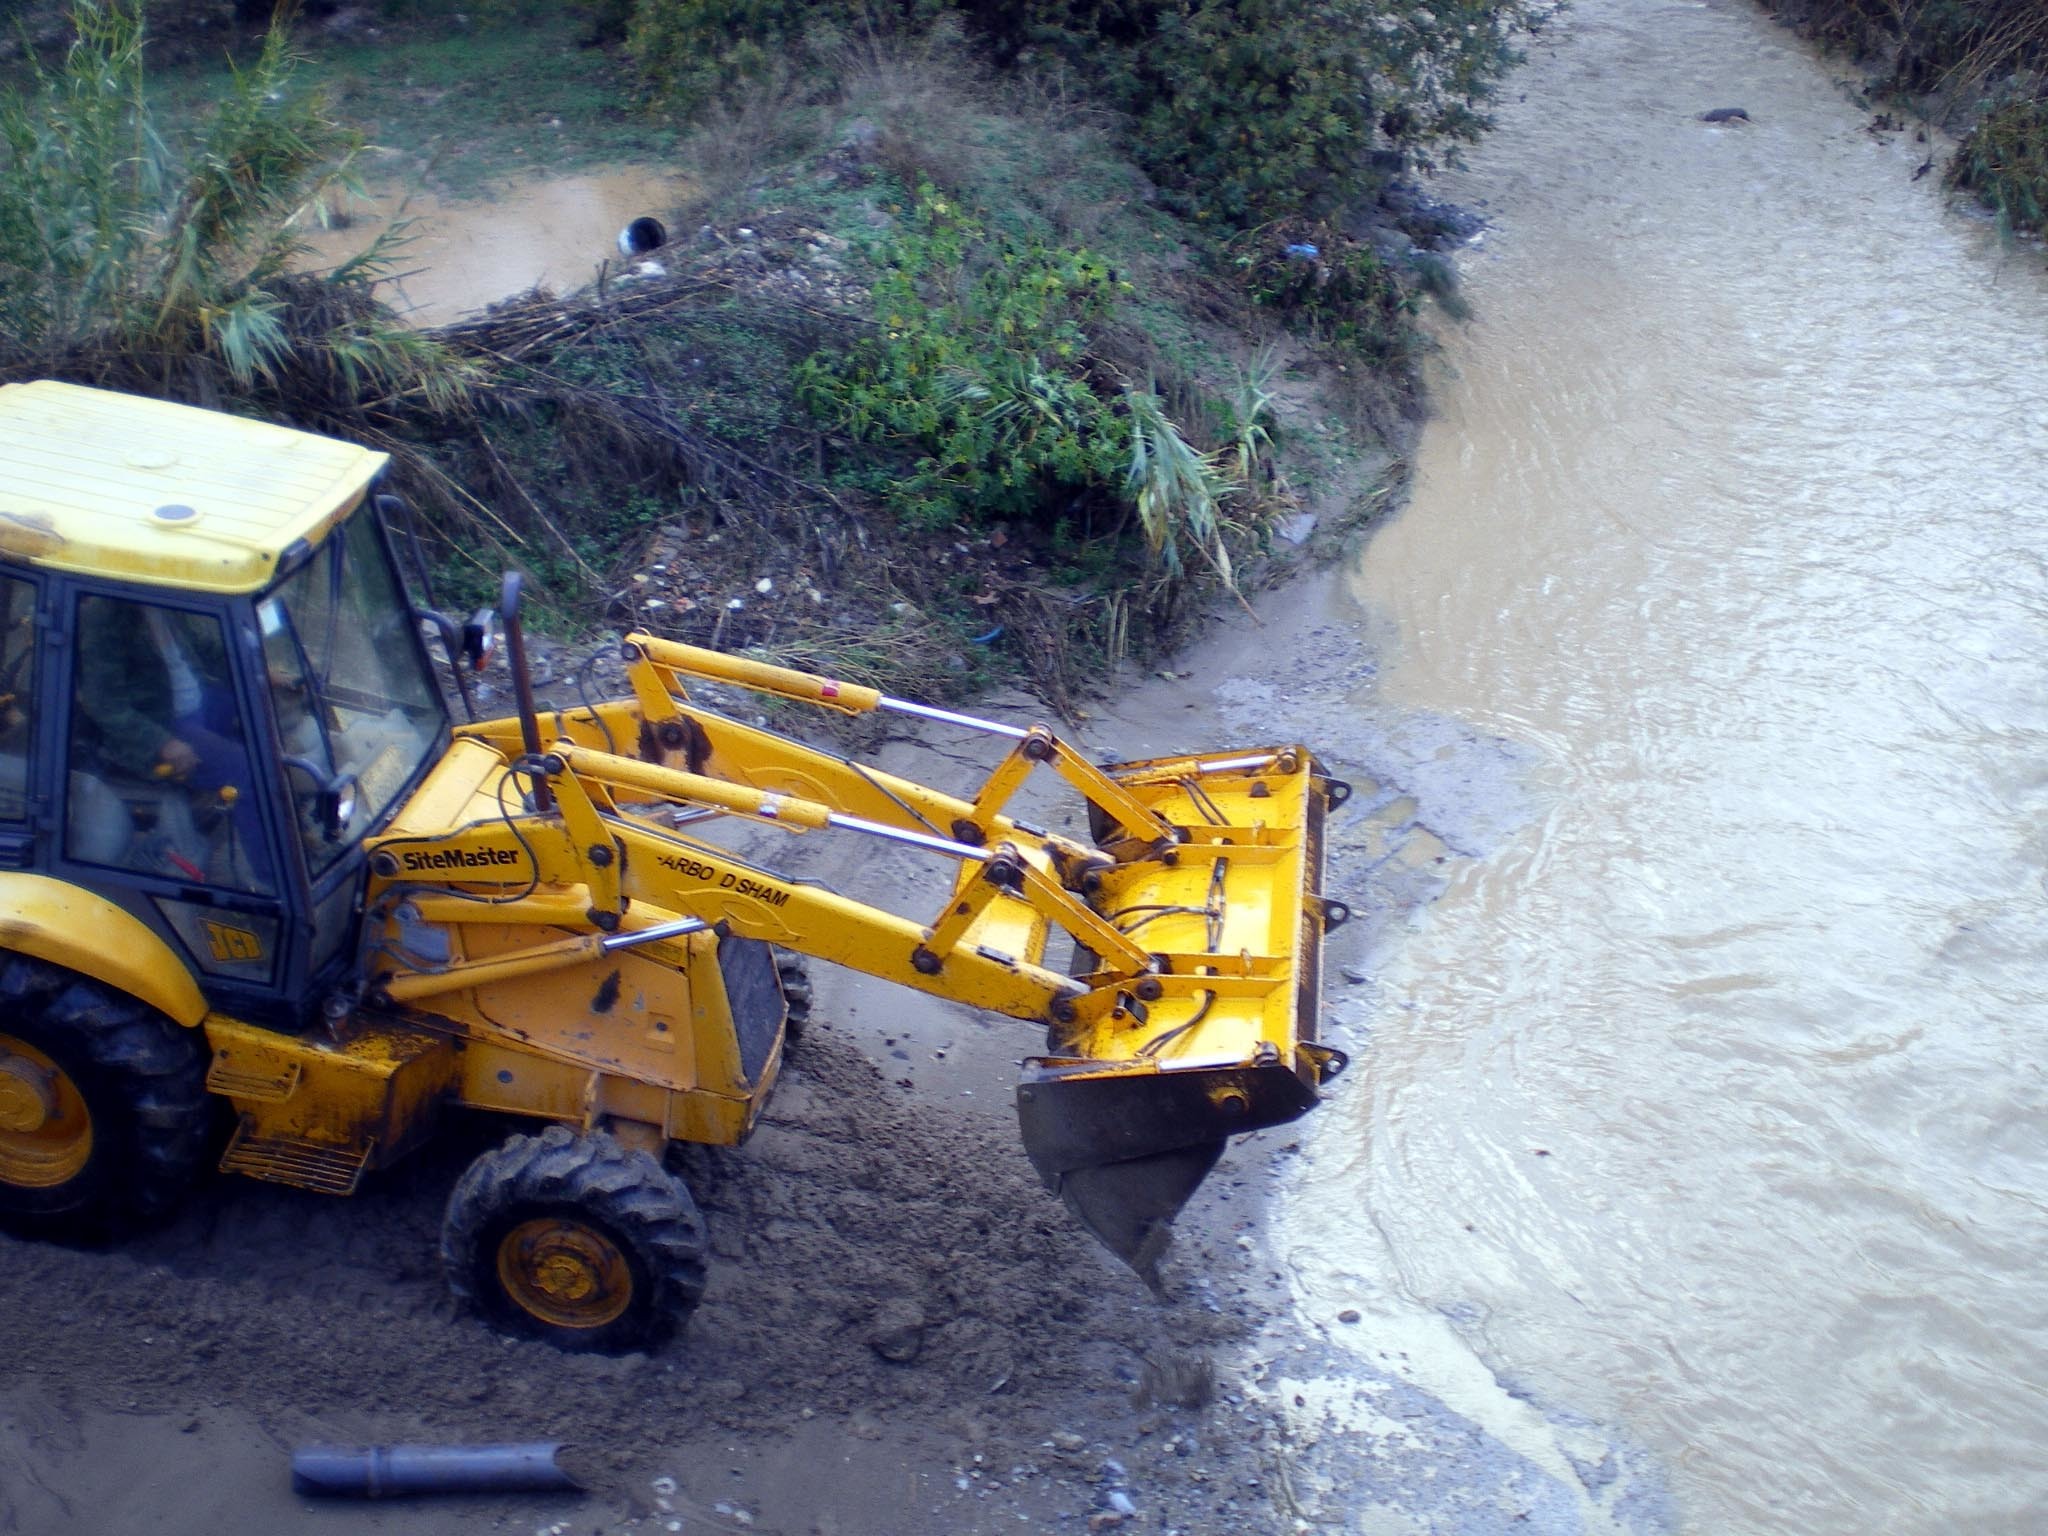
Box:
[1015,748,1350,1284]
[1017,1057,1319,1286]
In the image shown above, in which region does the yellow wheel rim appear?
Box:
[0,1033,93,1189]
[495,1216,634,1330]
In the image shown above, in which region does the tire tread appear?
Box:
[442,1127,707,1351]
[0,956,209,1232]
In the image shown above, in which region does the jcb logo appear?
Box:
[202,921,264,963]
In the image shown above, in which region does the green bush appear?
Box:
[795,184,1130,528]
[1026,0,1532,227]
[626,0,944,110]
[797,183,1250,581]
[628,0,813,109]
[1227,222,1415,364]
[1119,1,1384,228]
[468,0,632,30]
[1949,93,2048,238]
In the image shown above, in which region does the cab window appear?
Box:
[65,594,276,894]
[257,510,443,880]
[0,576,34,821]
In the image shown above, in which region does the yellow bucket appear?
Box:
[1015,746,1351,1284]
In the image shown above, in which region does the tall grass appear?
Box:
[1948,95,2048,238]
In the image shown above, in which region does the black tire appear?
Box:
[0,954,211,1239]
[775,951,812,1042]
[441,1125,708,1353]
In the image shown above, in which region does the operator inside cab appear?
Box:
[69,594,276,892]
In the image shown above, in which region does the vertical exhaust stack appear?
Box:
[497,570,551,813]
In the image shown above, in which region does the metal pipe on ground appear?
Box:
[291,1442,584,1498]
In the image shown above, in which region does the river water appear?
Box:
[1268,0,2048,1531]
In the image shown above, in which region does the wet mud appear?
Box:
[297,168,695,326]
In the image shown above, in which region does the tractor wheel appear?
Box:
[775,951,812,1041]
[442,1125,708,1353]
[0,955,211,1239]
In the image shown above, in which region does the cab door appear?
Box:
[54,582,299,1018]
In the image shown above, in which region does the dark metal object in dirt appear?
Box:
[290,1442,584,1498]
[1699,107,1751,123]
[1016,1058,1331,1289]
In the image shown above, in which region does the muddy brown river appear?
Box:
[1260,0,2048,1531]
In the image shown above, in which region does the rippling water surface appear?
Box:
[1277,1,2048,1530]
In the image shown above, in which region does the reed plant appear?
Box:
[0,1,471,409]
[1222,345,1283,487]
[1123,382,1240,589]
[1948,95,2048,239]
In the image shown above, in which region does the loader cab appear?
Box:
[0,382,452,1028]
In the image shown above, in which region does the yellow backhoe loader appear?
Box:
[0,382,1349,1351]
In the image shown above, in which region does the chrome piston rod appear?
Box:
[877,695,1031,740]
[825,811,991,861]
[600,915,712,953]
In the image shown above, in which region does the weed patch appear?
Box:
[1758,0,2048,243]
[1227,225,1418,369]
[626,1,1538,231]
[139,5,675,199]
[1948,93,2048,237]
[795,182,1278,596]
[795,185,1129,529]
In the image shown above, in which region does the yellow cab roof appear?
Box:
[0,381,388,595]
